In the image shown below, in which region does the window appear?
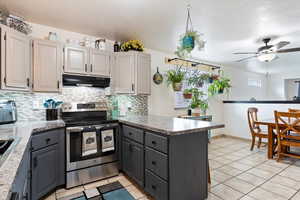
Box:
[248,78,262,88]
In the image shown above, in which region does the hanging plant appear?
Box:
[208,77,231,96]
[165,67,186,91]
[175,5,205,58]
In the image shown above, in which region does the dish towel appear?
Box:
[82,131,98,157]
[101,130,115,153]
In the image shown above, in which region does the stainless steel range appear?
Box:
[61,101,119,188]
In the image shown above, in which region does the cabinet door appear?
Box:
[122,139,144,187]
[32,40,62,92]
[1,27,30,90]
[64,46,89,74]
[90,49,110,77]
[31,145,58,200]
[114,53,135,94]
[136,53,151,95]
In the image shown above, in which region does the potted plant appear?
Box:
[208,74,219,84]
[183,88,193,99]
[199,100,209,115]
[175,31,205,58]
[208,77,231,96]
[43,99,63,121]
[188,73,210,88]
[120,40,144,52]
[189,88,206,116]
[165,67,186,91]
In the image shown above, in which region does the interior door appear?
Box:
[90,49,110,77]
[33,40,62,92]
[136,53,151,95]
[31,145,58,200]
[64,46,88,74]
[114,53,135,94]
[2,28,30,90]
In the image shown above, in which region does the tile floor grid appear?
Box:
[208,137,300,200]
[44,137,300,200]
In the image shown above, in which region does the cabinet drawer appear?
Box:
[145,132,167,153]
[145,170,168,200]
[31,129,61,151]
[122,125,144,144]
[145,147,168,180]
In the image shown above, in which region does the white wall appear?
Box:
[223,103,300,139]
[28,22,275,138]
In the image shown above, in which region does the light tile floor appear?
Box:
[44,136,300,200]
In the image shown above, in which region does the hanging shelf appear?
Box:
[165,57,221,71]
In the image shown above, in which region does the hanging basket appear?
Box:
[182,35,195,51]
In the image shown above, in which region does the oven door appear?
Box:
[66,125,118,171]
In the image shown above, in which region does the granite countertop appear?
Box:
[117,115,224,135]
[0,120,65,200]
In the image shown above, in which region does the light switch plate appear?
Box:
[33,101,40,110]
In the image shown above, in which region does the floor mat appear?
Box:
[102,188,134,200]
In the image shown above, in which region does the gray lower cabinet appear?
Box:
[31,145,58,200]
[10,128,65,200]
[10,143,31,200]
[122,139,144,187]
[121,125,208,200]
[30,128,65,200]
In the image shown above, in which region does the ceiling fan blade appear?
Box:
[235,55,258,62]
[276,48,300,53]
[272,41,290,50]
[233,52,258,55]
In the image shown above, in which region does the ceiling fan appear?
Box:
[234,38,300,62]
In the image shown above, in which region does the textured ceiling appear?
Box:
[1,0,300,74]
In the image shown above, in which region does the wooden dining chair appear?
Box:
[274,111,300,161]
[288,108,300,113]
[247,107,268,151]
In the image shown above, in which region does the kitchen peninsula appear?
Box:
[0,115,224,200]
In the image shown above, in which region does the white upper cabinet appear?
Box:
[64,45,89,74]
[32,39,62,92]
[1,26,30,91]
[113,52,151,95]
[114,53,136,94]
[89,49,110,77]
[136,53,151,95]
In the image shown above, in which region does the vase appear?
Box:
[46,109,58,121]
[172,82,183,91]
[192,108,201,116]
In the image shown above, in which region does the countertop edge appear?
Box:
[223,100,300,104]
[118,119,225,135]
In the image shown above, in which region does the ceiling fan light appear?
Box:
[257,53,276,62]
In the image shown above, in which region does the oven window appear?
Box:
[69,128,117,163]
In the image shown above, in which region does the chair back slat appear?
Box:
[274,111,300,139]
[247,107,261,136]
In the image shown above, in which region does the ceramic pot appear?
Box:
[192,108,201,116]
[218,88,224,94]
[182,35,195,51]
[172,82,183,91]
[183,93,192,99]
[46,109,58,121]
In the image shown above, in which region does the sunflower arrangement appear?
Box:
[121,40,144,52]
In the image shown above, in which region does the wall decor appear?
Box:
[153,67,163,85]
[175,5,205,58]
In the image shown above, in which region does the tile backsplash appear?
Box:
[0,87,148,121]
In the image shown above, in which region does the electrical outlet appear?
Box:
[33,101,40,110]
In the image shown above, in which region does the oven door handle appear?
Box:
[66,127,84,132]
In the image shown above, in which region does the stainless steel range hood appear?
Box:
[63,74,110,88]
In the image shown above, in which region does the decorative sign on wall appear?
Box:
[174,91,191,109]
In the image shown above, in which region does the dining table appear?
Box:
[254,119,278,159]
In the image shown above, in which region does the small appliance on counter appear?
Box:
[0,100,17,125]
[61,101,119,188]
